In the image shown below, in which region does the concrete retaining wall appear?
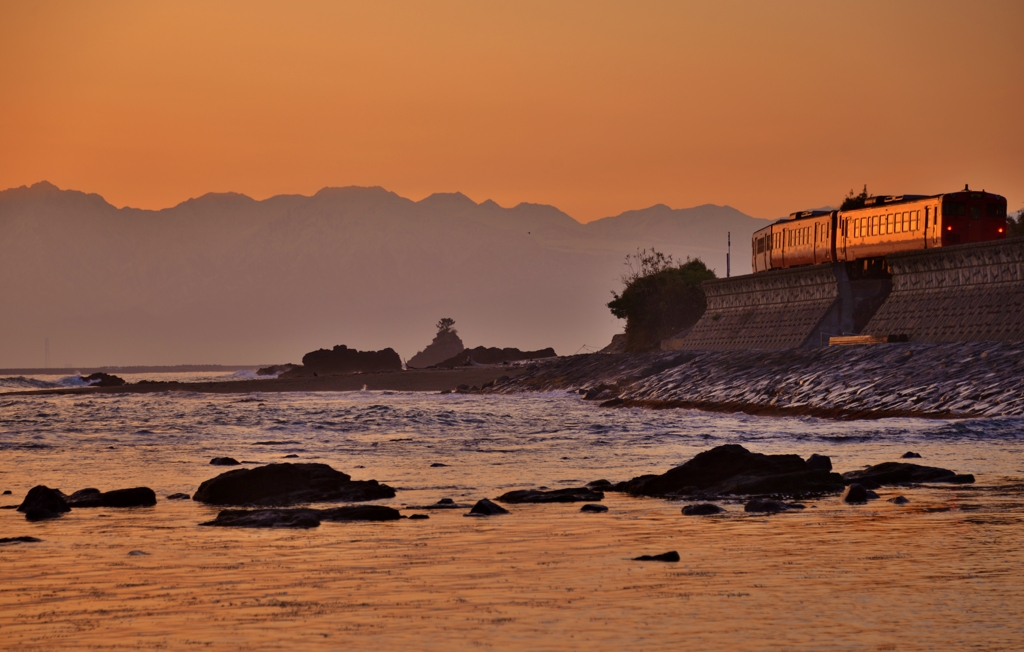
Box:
[866,237,1024,342]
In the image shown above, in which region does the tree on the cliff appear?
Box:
[608,251,716,352]
[436,317,456,334]
[840,184,869,211]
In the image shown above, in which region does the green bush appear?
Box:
[608,256,716,352]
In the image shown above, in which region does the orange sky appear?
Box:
[1,1,1022,221]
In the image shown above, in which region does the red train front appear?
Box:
[752,186,1008,274]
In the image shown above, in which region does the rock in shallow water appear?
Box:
[842,462,973,488]
[842,484,879,504]
[901,452,923,459]
[210,457,240,466]
[166,493,191,500]
[466,498,509,516]
[580,504,608,513]
[634,551,680,562]
[200,505,401,528]
[888,495,910,504]
[497,487,604,504]
[0,536,42,545]
[682,503,723,516]
[192,463,395,507]
[614,444,844,498]
[68,487,156,508]
[744,499,803,514]
[17,486,70,521]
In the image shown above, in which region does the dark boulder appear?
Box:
[901,452,923,459]
[466,498,509,516]
[888,495,910,504]
[841,484,879,504]
[192,463,396,506]
[682,503,723,516]
[201,509,322,528]
[586,479,613,489]
[210,457,240,466]
[4,490,13,495]
[580,504,608,513]
[435,346,556,368]
[293,345,402,376]
[81,372,126,387]
[430,463,449,468]
[497,487,604,504]
[166,493,191,500]
[0,536,42,544]
[744,499,793,514]
[842,462,974,488]
[806,454,832,472]
[633,551,680,562]
[317,505,401,522]
[614,445,844,498]
[17,486,70,521]
[408,514,430,520]
[68,487,156,508]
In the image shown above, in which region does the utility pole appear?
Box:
[727,232,731,278]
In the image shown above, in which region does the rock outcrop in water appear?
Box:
[466,498,508,516]
[408,329,465,369]
[67,487,156,507]
[17,486,70,521]
[192,463,396,506]
[200,505,401,528]
[497,487,604,503]
[613,445,843,498]
[281,345,402,377]
[436,346,556,367]
[491,342,1024,419]
[842,462,974,488]
[81,372,126,387]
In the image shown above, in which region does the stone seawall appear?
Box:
[493,342,1024,419]
[866,237,1024,342]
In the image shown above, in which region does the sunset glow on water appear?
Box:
[2,390,1022,649]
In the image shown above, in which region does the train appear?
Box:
[751,186,1008,273]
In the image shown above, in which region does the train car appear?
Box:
[752,186,1007,273]
[836,187,1007,265]
[751,210,835,273]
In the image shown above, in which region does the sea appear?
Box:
[1,375,1023,649]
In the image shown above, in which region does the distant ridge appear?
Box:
[0,181,770,367]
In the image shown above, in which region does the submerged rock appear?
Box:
[210,457,241,466]
[586,479,613,489]
[682,503,724,516]
[166,493,191,500]
[841,484,879,504]
[405,498,470,510]
[201,509,322,528]
[68,487,156,508]
[408,514,430,520]
[901,452,923,459]
[0,536,42,545]
[17,486,70,521]
[466,498,509,516]
[436,346,556,368]
[614,445,844,498]
[580,504,608,513]
[81,372,126,387]
[744,499,796,514]
[633,551,680,562]
[317,505,401,522]
[842,462,974,488]
[497,487,604,504]
[192,463,396,506]
[888,495,910,504]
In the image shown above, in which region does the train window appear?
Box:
[887,214,894,234]
[757,237,765,254]
[872,216,879,236]
[987,204,1006,218]
[913,210,921,231]
[970,206,981,220]
[944,202,965,217]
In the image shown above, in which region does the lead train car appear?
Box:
[751,188,1008,273]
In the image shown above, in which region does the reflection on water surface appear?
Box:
[2,390,1023,649]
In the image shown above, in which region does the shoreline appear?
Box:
[8,366,526,396]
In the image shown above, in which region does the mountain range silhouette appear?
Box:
[0,181,768,366]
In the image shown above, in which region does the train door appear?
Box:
[924,206,932,248]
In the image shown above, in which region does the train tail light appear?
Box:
[947,226,953,231]
[998,228,1004,233]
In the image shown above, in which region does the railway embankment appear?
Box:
[491,341,1024,419]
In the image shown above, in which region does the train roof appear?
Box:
[787,209,833,221]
